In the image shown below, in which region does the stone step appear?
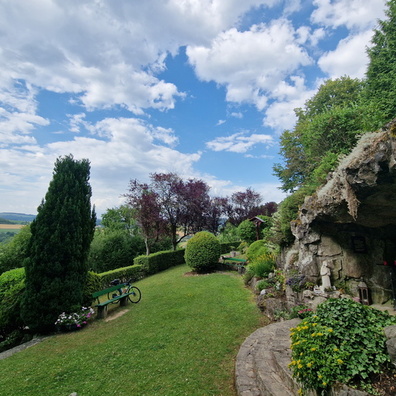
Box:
[236,319,301,396]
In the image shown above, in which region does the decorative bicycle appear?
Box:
[108,278,142,304]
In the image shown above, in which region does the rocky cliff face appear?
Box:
[283,119,396,304]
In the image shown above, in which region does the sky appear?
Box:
[0,0,387,217]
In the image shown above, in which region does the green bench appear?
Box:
[92,283,132,319]
[220,256,247,273]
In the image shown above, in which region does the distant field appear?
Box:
[0,224,24,229]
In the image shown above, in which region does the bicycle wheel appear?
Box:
[127,286,141,303]
[108,290,121,304]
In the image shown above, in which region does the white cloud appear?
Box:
[187,19,312,110]
[318,30,374,78]
[311,0,386,31]
[263,76,317,132]
[217,119,226,126]
[206,132,274,153]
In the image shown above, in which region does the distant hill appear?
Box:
[0,212,36,223]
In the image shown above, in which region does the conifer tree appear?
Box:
[21,155,96,333]
[365,0,396,124]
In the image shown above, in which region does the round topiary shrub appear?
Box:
[185,231,220,273]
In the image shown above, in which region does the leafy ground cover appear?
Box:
[0,264,263,395]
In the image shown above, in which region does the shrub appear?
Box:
[88,230,146,272]
[237,220,256,244]
[0,225,31,274]
[289,298,396,394]
[185,231,220,273]
[246,250,275,279]
[246,240,270,262]
[219,242,238,255]
[0,268,26,350]
[134,249,185,275]
[98,264,144,289]
[82,271,102,306]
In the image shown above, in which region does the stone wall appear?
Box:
[281,120,396,305]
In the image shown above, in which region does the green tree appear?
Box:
[21,155,96,333]
[237,220,256,244]
[101,205,138,233]
[365,0,396,125]
[274,77,367,192]
[0,225,31,274]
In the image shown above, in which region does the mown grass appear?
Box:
[0,264,264,396]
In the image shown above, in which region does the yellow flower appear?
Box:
[300,352,304,356]
[311,333,316,337]
[333,347,338,352]
[318,374,323,379]
[298,364,303,369]
[337,359,343,364]
[317,332,324,336]
[322,382,327,386]
[312,323,317,326]
[311,347,316,351]
[328,328,333,332]
[307,362,313,368]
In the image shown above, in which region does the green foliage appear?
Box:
[217,222,240,243]
[134,249,185,275]
[97,264,144,289]
[245,258,274,279]
[0,225,31,274]
[274,77,368,193]
[87,229,145,273]
[268,186,315,246]
[101,205,138,232]
[219,242,239,254]
[82,271,102,306]
[246,240,270,262]
[237,220,256,244]
[0,268,25,338]
[290,298,396,394]
[185,231,221,273]
[21,155,96,334]
[365,0,396,125]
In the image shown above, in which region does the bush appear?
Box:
[246,240,270,262]
[0,225,31,274]
[82,271,102,306]
[246,257,274,278]
[88,230,146,273]
[290,298,396,394]
[219,242,238,255]
[237,220,256,244]
[0,268,26,350]
[98,264,144,289]
[185,231,220,273]
[134,249,185,275]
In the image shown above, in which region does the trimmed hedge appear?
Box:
[97,264,144,289]
[134,249,185,275]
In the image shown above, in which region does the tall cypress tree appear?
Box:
[21,155,96,333]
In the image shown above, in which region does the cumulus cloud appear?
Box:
[311,0,386,31]
[318,30,374,78]
[187,19,312,110]
[206,132,274,153]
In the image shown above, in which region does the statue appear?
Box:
[320,261,332,292]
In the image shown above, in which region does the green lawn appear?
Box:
[0,264,263,396]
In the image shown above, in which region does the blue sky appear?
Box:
[0,0,387,216]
